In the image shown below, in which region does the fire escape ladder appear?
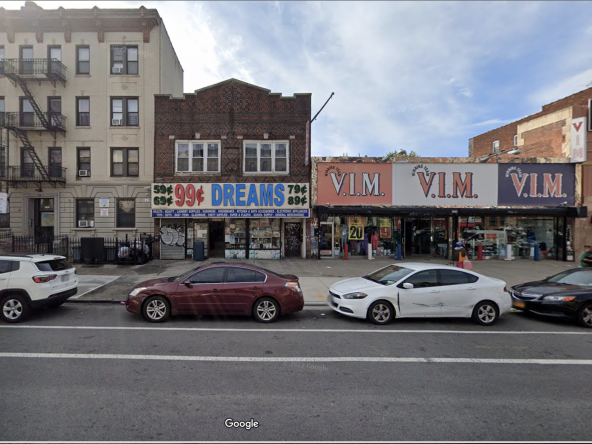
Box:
[11,128,50,181]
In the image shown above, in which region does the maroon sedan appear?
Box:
[125,263,304,323]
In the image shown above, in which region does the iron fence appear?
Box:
[0,233,154,265]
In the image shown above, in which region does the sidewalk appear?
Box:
[72,255,577,306]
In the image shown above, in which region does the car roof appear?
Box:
[389,262,478,272]
[0,253,66,262]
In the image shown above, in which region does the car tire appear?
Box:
[577,303,592,328]
[367,300,395,325]
[142,296,170,323]
[253,297,280,323]
[472,301,499,326]
[1,294,30,323]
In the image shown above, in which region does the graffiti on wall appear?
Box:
[160,225,185,247]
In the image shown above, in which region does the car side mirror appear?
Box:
[402,283,414,289]
[183,280,192,286]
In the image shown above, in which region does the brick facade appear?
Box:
[154,79,311,184]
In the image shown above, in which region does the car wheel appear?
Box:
[253,297,280,323]
[1,295,30,323]
[577,303,592,328]
[367,300,394,325]
[142,296,170,323]
[472,301,499,326]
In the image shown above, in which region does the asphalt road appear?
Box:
[1,304,591,441]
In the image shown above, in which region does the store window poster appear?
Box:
[348,216,364,240]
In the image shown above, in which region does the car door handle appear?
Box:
[213,289,220,292]
[430,290,439,293]
[467,287,477,290]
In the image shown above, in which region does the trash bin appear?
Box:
[193,241,205,261]
[72,246,81,262]
[105,246,117,262]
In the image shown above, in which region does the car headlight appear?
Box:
[129,287,147,297]
[542,295,576,302]
[342,292,368,299]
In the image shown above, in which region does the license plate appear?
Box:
[513,301,526,309]
[61,274,70,282]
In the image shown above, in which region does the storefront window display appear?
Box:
[249,218,281,259]
[225,219,247,259]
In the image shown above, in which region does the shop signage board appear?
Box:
[570,117,587,163]
[151,182,310,218]
[348,216,364,240]
[379,217,391,238]
[497,164,575,206]
[317,162,392,206]
[393,164,498,206]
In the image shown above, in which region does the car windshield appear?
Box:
[168,265,205,282]
[363,265,414,286]
[546,270,592,286]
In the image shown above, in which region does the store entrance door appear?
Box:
[320,222,334,258]
[404,218,431,256]
[31,198,55,240]
[284,222,302,258]
[208,220,226,258]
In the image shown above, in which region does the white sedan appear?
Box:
[327,262,511,326]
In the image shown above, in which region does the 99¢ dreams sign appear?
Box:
[151,182,310,218]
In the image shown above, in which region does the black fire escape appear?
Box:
[0,58,67,189]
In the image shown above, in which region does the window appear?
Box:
[47,46,61,75]
[0,46,4,75]
[116,198,135,228]
[77,148,91,176]
[48,147,62,178]
[189,267,226,284]
[110,45,138,75]
[513,135,518,147]
[439,270,478,286]
[0,147,5,178]
[402,270,439,288]
[111,148,139,177]
[20,98,34,127]
[47,97,62,127]
[243,141,289,174]
[76,45,90,74]
[226,267,266,283]
[111,97,138,126]
[175,141,220,173]
[0,260,13,274]
[0,97,4,126]
[492,140,500,154]
[76,198,94,227]
[21,148,35,177]
[76,97,90,126]
[20,46,33,74]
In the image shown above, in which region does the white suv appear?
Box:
[0,254,78,323]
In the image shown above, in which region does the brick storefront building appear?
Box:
[152,79,312,260]
[469,86,592,259]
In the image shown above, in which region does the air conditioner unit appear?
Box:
[78,170,89,177]
[111,119,122,126]
[112,67,123,73]
[78,220,89,228]
[88,220,95,228]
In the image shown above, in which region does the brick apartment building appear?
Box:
[152,79,312,260]
[469,86,592,259]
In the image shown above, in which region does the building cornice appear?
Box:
[0,1,161,43]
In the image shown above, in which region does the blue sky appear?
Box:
[4,1,592,158]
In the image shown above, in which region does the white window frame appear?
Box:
[175,140,221,174]
[243,140,290,175]
[492,140,500,153]
[513,135,518,147]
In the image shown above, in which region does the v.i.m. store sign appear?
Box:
[316,163,575,207]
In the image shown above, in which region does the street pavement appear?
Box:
[73,255,576,305]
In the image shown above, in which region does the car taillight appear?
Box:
[32,274,57,283]
[504,287,509,293]
[285,281,302,293]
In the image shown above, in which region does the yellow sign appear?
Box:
[348,216,364,240]
[379,218,391,239]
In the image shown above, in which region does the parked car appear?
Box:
[510,268,592,328]
[327,262,510,326]
[125,262,304,323]
[0,254,78,323]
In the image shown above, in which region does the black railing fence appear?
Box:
[0,232,154,265]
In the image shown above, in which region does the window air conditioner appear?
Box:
[111,119,122,126]
[78,170,89,177]
[78,220,89,228]
[112,67,123,73]
[88,220,95,228]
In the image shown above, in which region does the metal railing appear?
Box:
[7,165,67,182]
[1,112,66,132]
[1,58,67,82]
[0,233,154,265]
